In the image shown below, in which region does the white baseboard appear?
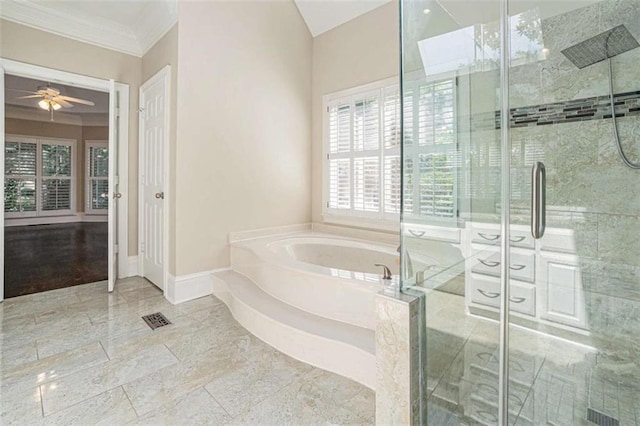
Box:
[166,267,231,305]
[124,256,139,278]
[5,213,108,227]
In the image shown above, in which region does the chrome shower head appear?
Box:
[561,25,639,69]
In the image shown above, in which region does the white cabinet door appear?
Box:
[538,254,587,329]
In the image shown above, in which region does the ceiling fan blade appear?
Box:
[7,89,40,94]
[55,99,74,108]
[58,95,95,106]
[16,95,44,99]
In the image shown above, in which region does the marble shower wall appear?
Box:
[461,0,640,341]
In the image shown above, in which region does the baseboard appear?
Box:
[125,256,139,278]
[5,213,108,227]
[166,267,231,305]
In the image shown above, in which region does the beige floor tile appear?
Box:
[42,386,137,426]
[40,344,178,416]
[131,387,231,425]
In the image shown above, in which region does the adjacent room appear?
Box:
[4,75,110,297]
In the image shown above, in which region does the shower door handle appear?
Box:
[531,162,546,239]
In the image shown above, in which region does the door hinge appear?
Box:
[140,242,145,253]
[114,244,119,254]
[115,107,121,118]
[326,201,329,208]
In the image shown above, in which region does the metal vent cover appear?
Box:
[587,408,620,426]
[561,25,639,69]
[142,312,172,330]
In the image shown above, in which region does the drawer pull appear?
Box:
[478,289,500,299]
[509,393,524,406]
[478,232,500,241]
[510,296,526,304]
[475,383,498,395]
[509,264,526,271]
[479,259,500,267]
[408,230,425,238]
[510,236,526,243]
[477,352,498,363]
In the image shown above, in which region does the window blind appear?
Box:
[4,142,37,213]
[4,137,74,217]
[325,77,457,221]
[87,145,109,211]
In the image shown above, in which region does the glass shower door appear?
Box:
[400,0,508,423]
[506,0,640,424]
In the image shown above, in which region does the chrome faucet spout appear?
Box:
[397,245,414,281]
[374,263,393,280]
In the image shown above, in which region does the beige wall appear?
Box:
[174,1,312,275]
[311,2,399,223]
[4,117,108,215]
[1,19,142,254]
[142,25,178,274]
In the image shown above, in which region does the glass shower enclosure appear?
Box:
[400,0,640,424]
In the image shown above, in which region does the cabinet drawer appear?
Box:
[470,275,536,316]
[469,223,534,249]
[470,250,535,283]
[403,224,460,243]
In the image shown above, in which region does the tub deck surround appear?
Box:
[211,270,376,389]
[230,231,404,330]
[220,228,416,390]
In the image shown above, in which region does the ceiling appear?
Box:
[0,0,177,57]
[5,75,109,114]
[294,0,393,36]
[0,0,391,49]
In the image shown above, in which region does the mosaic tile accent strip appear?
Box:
[464,90,640,131]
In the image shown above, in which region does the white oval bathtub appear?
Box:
[229,232,437,330]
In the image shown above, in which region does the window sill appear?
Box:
[322,213,400,234]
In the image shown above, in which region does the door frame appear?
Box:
[0,58,129,302]
[138,65,171,295]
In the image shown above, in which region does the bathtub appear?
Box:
[215,229,439,389]
[229,232,436,330]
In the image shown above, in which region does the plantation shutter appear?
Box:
[41,144,72,211]
[4,141,37,213]
[88,145,109,211]
[324,77,457,222]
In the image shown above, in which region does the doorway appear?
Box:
[0,59,129,301]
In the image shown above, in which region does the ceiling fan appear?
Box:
[9,84,95,120]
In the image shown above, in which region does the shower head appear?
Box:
[561,25,639,69]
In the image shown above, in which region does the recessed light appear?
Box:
[423,8,431,15]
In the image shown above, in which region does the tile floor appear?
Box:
[0,277,375,425]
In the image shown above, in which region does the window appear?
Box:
[323,76,457,224]
[4,135,75,218]
[85,141,109,214]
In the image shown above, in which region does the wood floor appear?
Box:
[4,223,107,298]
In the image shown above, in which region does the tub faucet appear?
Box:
[374,264,393,280]
[397,245,414,281]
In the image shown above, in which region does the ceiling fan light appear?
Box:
[38,99,50,110]
[51,101,62,110]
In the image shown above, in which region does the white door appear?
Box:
[139,67,169,290]
[108,80,119,292]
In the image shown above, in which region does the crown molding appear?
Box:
[0,0,177,57]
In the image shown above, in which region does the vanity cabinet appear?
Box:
[464,222,587,331]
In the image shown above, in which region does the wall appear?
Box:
[174,1,312,276]
[4,117,108,216]
[141,24,178,274]
[0,19,142,254]
[311,1,399,224]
